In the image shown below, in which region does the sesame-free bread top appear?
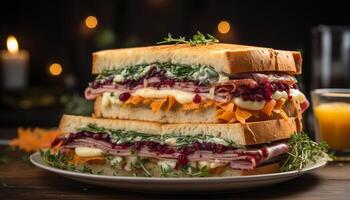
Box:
[59,114,300,146]
[92,43,302,75]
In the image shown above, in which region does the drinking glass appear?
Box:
[311,89,350,158]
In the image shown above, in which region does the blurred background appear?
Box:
[0,0,349,128]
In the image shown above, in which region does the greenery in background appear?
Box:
[60,94,93,116]
[280,133,334,172]
[157,31,219,46]
[78,123,240,148]
[96,62,219,85]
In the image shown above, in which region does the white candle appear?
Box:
[0,35,29,90]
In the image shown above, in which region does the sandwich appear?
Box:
[85,44,308,124]
[42,38,331,177]
[45,114,293,177]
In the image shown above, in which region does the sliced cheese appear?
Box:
[133,88,195,104]
[75,147,104,157]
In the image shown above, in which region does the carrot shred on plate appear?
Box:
[10,128,62,153]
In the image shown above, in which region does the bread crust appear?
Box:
[59,114,300,145]
[92,43,302,75]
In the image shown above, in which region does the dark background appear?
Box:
[0,0,349,127]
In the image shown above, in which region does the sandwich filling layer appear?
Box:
[50,124,289,176]
[85,63,309,123]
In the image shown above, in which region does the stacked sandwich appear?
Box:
[45,43,311,177]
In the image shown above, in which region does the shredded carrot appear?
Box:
[202,100,215,108]
[70,154,105,164]
[10,128,62,153]
[150,98,167,113]
[219,102,235,112]
[181,102,200,111]
[217,110,236,122]
[125,95,144,105]
[142,98,153,105]
[273,109,289,119]
[274,98,286,110]
[262,100,276,116]
[235,107,252,124]
[166,96,176,112]
[215,109,225,118]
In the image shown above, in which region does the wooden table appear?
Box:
[1,131,350,199]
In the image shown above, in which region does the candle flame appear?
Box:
[7,35,19,54]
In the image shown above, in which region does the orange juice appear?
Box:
[314,102,350,150]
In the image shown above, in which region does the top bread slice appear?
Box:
[92,43,302,75]
[59,114,301,146]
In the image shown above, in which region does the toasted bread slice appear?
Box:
[92,43,302,75]
[59,115,301,146]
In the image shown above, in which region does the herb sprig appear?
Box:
[280,133,334,172]
[157,31,219,46]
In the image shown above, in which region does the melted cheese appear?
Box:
[113,74,124,82]
[157,160,177,170]
[133,88,196,104]
[110,156,123,166]
[218,73,229,83]
[272,91,288,100]
[233,97,266,110]
[75,147,103,157]
[198,160,226,169]
[164,138,177,146]
[102,92,123,108]
[290,89,306,102]
[124,156,138,171]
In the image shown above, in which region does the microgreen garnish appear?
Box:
[157,31,219,46]
[280,133,334,172]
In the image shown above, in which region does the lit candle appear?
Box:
[0,35,29,90]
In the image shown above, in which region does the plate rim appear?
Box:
[30,151,327,182]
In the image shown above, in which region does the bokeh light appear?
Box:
[49,63,62,76]
[85,16,98,29]
[217,21,231,34]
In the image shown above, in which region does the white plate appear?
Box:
[30,152,326,193]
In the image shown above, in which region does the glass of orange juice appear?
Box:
[312,89,350,157]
